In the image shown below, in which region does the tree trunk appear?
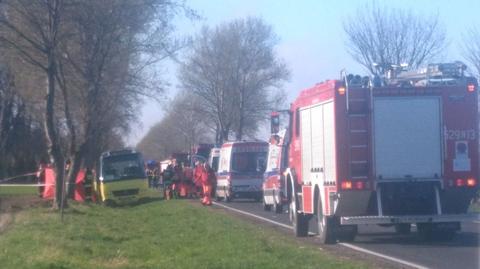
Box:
[45,51,66,209]
[66,149,84,198]
[236,89,245,141]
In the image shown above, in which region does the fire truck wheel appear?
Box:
[290,198,308,237]
[317,198,336,244]
[394,223,411,235]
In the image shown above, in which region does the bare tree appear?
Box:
[137,91,212,160]
[462,27,480,78]
[167,91,212,151]
[179,17,289,143]
[0,0,66,209]
[55,0,192,197]
[343,3,446,75]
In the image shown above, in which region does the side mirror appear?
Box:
[271,112,280,134]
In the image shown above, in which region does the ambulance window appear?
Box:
[211,157,219,172]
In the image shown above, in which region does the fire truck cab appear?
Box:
[274,62,480,243]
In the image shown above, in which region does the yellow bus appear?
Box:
[95,149,148,205]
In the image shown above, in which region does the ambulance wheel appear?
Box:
[394,223,411,235]
[273,201,283,214]
[317,198,336,244]
[263,197,272,211]
[273,193,283,213]
[289,198,308,237]
[224,187,232,202]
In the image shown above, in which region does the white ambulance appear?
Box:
[215,141,268,202]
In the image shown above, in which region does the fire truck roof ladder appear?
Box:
[342,71,372,181]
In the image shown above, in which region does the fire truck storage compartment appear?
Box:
[373,97,442,180]
[300,101,336,185]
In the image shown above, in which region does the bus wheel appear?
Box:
[103,199,115,207]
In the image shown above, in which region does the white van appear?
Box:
[215,141,268,202]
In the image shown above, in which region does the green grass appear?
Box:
[0,185,37,196]
[0,199,367,269]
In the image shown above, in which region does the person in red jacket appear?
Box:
[193,161,204,198]
[194,161,215,205]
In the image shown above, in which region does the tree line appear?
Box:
[0,0,192,208]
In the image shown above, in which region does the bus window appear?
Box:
[102,153,145,181]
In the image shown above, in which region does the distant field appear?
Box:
[0,199,366,269]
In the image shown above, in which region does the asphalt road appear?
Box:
[213,199,480,269]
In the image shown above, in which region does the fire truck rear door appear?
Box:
[373,97,442,179]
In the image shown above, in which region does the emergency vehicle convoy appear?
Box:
[216,141,268,201]
[267,61,479,243]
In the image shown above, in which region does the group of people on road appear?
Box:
[159,157,216,205]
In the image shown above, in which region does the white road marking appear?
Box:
[213,202,292,230]
[473,221,480,224]
[213,201,429,269]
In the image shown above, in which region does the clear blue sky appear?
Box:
[128,0,479,145]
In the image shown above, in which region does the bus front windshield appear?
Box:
[101,154,145,181]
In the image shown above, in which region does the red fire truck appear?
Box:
[269,62,479,243]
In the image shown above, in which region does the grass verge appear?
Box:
[0,185,37,196]
[0,199,367,269]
